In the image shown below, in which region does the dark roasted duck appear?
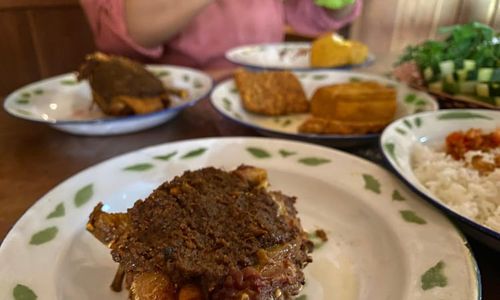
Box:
[78,52,179,116]
[87,166,313,300]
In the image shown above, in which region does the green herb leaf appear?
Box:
[182,74,190,82]
[74,184,93,208]
[349,77,362,82]
[279,149,297,157]
[13,284,37,300]
[392,190,406,201]
[181,148,207,159]
[234,113,243,119]
[30,226,58,245]
[124,163,154,171]
[437,112,492,120]
[47,203,65,219]
[295,295,307,300]
[362,174,381,194]
[230,87,238,94]
[400,210,427,224]
[33,88,44,95]
[421,261,447,290]
[298,157,330,166]
[246,147,271,158]
[154,151,177,161]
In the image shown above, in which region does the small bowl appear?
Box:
[380,109,500,250]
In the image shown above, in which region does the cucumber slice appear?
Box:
[466,69,478,81]
[428,81,443,93]
[476,83,489,97]
[439,60,455,76]
[423,67,434,81]
[478,68,493,82]
[443,81,459,94]
[455,69,468,81]
[463,60,476,71]
[491,83,500,96]
[458,81,476,94]
[445,74,455,84]
[491,68,500,82]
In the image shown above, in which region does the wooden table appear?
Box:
[1,68,498,299]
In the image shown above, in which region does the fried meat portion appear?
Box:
[87,166,313,300]
[78,52,171,115]
[234,69,309,116]
[299,81,397,134]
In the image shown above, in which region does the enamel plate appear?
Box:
[3,65,213,136]
[0,137,479,300]
[380,109,500,251]
[211,71,438,147]
[225,42,375,70]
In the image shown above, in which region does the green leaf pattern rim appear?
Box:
[14,143,457,295]
[13,284,37,300]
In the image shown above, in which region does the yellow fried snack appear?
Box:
[310,34,368,68]
[234,69,309,116]
[299,81,397,134]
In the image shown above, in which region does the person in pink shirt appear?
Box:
[80,0,362,68]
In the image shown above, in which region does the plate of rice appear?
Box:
[380,109,500,250]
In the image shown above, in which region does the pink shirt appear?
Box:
[80,0,362,68]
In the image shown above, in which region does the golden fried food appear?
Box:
[234,69,309,115]
[299,81,397,134]
[310,34,368,68]
[310,81,396,122]
[298,117,389,134]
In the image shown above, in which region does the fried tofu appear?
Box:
[234,69,309,116]
[299,81,397,134]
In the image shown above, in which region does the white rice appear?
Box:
[412,144,500,232]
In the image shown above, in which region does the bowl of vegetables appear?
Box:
[394,22,499,109]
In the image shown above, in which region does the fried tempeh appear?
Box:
[234,69,309,116]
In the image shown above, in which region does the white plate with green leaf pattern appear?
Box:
[211,71,438,147]
[380,109,500,251]
[0,137,479,300]
[3,65,213,136]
